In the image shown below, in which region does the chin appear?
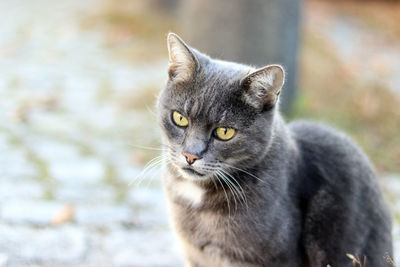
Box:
[178,167,211,182]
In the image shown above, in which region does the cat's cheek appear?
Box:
[160,118,184,142]
[211,142,236,162]
[167,132,185,146]
[216,139,254,165]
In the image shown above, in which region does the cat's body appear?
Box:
[158,33,392,267]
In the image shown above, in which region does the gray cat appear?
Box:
[157,33,392,267]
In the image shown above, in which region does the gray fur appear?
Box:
[157,33,392,267]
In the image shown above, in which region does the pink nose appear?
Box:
[183,153,199,165]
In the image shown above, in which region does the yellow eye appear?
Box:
[215,127,236,141]
[172,111,189,127]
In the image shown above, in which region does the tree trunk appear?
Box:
[180,0,301,114]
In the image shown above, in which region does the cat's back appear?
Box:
[287,119,381,209]
[287,120,392,266]
[288,120,365,159]
[288,119,374,179]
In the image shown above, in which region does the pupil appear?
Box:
[179,116,182,121]
[224,128,227,135]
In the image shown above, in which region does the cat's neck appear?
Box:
[255,111,298,168]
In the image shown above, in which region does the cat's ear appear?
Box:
[167,33,198,83]
[241,65,285,110]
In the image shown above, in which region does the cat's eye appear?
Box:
[172,111,189,127]
[214,127,236,141]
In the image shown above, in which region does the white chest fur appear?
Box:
[173,179,205,206]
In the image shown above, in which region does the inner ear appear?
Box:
[241,65,285,110]
[167,33,198,83]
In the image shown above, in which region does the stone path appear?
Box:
[0,0,182,266]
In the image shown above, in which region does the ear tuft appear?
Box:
[241,65,285,110]
[167,33,198,83]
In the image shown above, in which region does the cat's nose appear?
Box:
[183,152,200,165]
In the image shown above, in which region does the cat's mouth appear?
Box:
[182,167,205,177]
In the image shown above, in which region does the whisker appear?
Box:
[215,172,231,219]
[141,156,174,189]
[142,157,171,189]
[136,158,164,187]
[126,143,168,151]
[222,163,267,185]
[130,155,164,186]
[220,169,249,211]
[145,105,157,118]
[210,176,218,191]
[202,163,248,208]
[217,170,238,213]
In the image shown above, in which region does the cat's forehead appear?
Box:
[203,59,252,82]
[193,59,251,96]
[184,79,252,124]
[165,59,255,124]
[181,90,234,124]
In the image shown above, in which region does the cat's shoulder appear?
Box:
[287,119,368,163]
[288,119,354,147]
[286,119,376,182]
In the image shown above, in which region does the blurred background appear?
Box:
[0,0,399,266]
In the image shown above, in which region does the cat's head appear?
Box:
[158,33,284,182]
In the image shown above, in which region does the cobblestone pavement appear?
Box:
[0,1,399,266]
[0,0,182,266]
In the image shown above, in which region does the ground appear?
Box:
[0,0,181,266]
[0,0,399,266]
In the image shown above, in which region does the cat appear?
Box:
[157,32,392,267]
